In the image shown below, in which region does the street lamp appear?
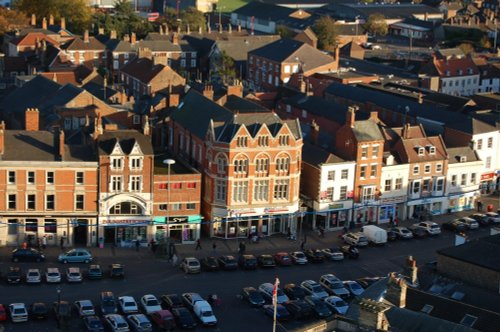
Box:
[163,159,176,243]
[57,287,61,304]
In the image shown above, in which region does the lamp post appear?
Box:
[163,159,176,243]
[57,287,61,305]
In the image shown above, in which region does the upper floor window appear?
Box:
[341,169,349,179]
[27,194,36,210]
[46,171,55,184]
[428,146,436,154]
[130,176,142,192]
[130,157,143,170]
[413,165,419,175]
[372,145,379,158]
[234,158,249,174]
[111,157,123,170]
[236,136,248,147]
[273,179,289,200]
[476,139,483,150]
[27,171,35,184]
[76,194,84,210]
[232,181,248,203]
[435,163,442,172]
[360,166,367,178]
[111,176,122,192]
[395,178,403,190]
[8,194,16,210]
[256,157,270,175]
[361,147,368,159]
[327,171,335,181]
[370,164,377,177]
[8,171,15,184]
[361,186,375,202]
[278,135,289,146]
[258,136,269,147]
[216,155,227,174]
[487,137,493,148]
[275,157,290,174]
[46,194,55,210]
[424,164,431,173]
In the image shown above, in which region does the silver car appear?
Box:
[26,268,41,284]
[46,267,62,283]
[180,257,201,274]
[66,267,82,282]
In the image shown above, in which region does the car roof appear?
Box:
[119,296,134,301]
[47,267,60,271]
[68,267,80,272]
[185,257,198,261]
[154,310,173,317]
[10,303,25,307]
[302,280,317,285]
[143,294,157,300]
[243,286,256,291]
[101,291,114,298]
[128,313,148,321]
[76,300,93,305]
[106,314,126,321]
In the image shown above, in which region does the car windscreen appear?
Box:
[431,224,440,229]
[332,282,344,289]
[117,322,128,328]
[146,300,159,306]
[351,283,363,290]
[311,285,323,292]
[188,262,198,266]
[124,302,135,307]
[335,300,347,307]
[202,310,213,317]
[82,306,93,311]
[13,308,25,314]
[140,322,152,327]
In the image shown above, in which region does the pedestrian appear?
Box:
[477,200,482,212]
[389,214,394,227]
[212,242,217,255]
[135,239,140,252]
[37,237,42,251]
[42,235,47,249]
[59,237,64,250]
[319,227,325,238]
[195,239,202,250]
[150,239,157,253]
[287,227,291,239]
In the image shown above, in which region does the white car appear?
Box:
[413,221,441,235]
[300,280,329,299]
[319,274,350,299]
[66,267,82,282]
[321,248,344,261]
[290,251,308,264]
[140,295,161,315]
[9,303,28,322]
[324,296,349,315]
[258,283,289,304]
[343,281,364,297]
[104,314,129,332]
[485,212,500,224]
[180,257,201,274]
[74,300,96,317]
[458,217,479,230]
[342,232,369,247]
[46,267,61,283]
[26,268,41,284]
[391,227,413,239]
[118,296,139,314]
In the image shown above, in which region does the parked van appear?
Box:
[361,225,387,245]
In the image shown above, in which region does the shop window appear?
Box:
[8,194,16,209]
[27,171,35,184]
[25,219,37,232]
[27,194,36,210]
[44,219,57,233]
[186,203,196,210]
[8,219,18,235]
[76,194,84,210]
[46,194,55,210]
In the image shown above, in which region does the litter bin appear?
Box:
[487,204,494,212]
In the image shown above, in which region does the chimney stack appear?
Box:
[404,256,418,286]
[31,13,36,26]
[346,106,356,128]
[385,272,407,308]
[42,17,47,30]
[142,115,150,136]
[25,108,40,131]
[60,17,66,30]
[176,25,181,34]
[159,24,164,35]
[83,30,89,43]
[358,299,391,331]
[123,34,129,42]
[310,120,319,145]
[164,24,169,35]
[172,32,179,45]
[369,111,378,121]
[226,80,243,97]
[207,24,211,33]
[403,123,411,139]
[218,23,223,33]
[49,14,54,26]
[186,24,190,35]
[93,114,103,140]
[0,121,5,155]
[98,27,104,35]
[130,32,136,44]
[110,30,117,39]
[203,84,214,100]
[169,93,180,107]
[59,129,65,160]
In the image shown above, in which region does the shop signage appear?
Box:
[379,195,407,204]
[481,172,495,181]
[264,207,289,213]
[328,203,344,210]
[102,219,150,225]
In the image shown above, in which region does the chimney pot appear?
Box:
[369,111,378,121]
[310,120,319,145]
[59,130,65,159]
[347,106,356,128]
[110,30,117,39]
[42,17,47,30]
[130,32,136,44]
[84,30,89,43]
[171,32,179,45]
[98,27,104,35]
[60,17,66,30]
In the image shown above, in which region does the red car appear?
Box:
[150,309,175,330]
[0,304,7,321]
[274,252,292,266]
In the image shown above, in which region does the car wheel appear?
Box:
[84,259,90,264]
[62,259,68,264]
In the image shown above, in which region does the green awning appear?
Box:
[152,215,202,224]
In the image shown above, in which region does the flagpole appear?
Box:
[273,277,280,332]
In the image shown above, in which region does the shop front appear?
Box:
[407,196,446,219]
[352,203,379,225]
[480,172,497,194]
[313,202,352,230]
[98,217,151,247]
[447,190,479,213]
[152,215,201,244]
[377,196,407,224]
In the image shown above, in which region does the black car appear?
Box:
[257,254,276,268]
[30,302,49,319]
[442,220,467,233]
[87,265,103,280]
[83,315,104,332]
[304,249,325,263]
[283,283,306,300]
[241,287,266,307]
[6,266,22,284]
[283,300,314,320]
[340,245,359,259]
[217,255,238,270]
[109,264,124,278]
[238,255,258,270]
[160,294,184,311]
[408,226,427,238]
[99,291,117,315]
[304,296,333,319]
[469,214,490,226]
[200,257,219,271]
[386,229,398,241]
[172,307,197,329]
[53,301,71,321]
[11,248,45,262]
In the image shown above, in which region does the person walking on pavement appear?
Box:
[477,200,482,212]
[135,239,140,252]
[42,235,47,249]
[195,239,202,250]
[59,237,64,250]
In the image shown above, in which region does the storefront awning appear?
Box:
[153,215,202,225]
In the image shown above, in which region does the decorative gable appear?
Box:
[111,141,124,155]
[129,141,143,156]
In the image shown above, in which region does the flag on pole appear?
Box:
[272,277,280,303]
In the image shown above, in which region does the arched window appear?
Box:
[255,156,270,176]
[275,155,290,175]
[215,154,227,174]
[109,202,144,215]
[233,156,249,176]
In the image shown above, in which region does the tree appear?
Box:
[458,42,474,55]
[217,51,236,84]
[312,16,339,51]
[13,0,91,33]
[363,13,388,36]
[277,25,294,38]
[0,7,28,35]
[479,35,492,49]
[180,7,205,32]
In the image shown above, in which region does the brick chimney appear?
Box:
[0,121,5,155]
[42,17,47,30]
[164,24,169,35]
[98,27,104,35]
[60,17,66,30]
[403,123,411,139]
[404,255,418,286]
[169,93,180,107]
[59,129,65,160]
[358,299,391,331]
[228,24,232,34]
[83,30,89,43]
[49,14,54,26]
[25,108,39,131]
[142,115,150,136]
[110,30,117,39]
[310,120,319,145]
[93,114,103,140]
[203,84,214,100]
[369,111,378,121]
[31,13,36,26]
[172,32,179,45]
[227,80,243,97]
[385,272,407,308]
[130,32,137,44]
[346,106,356,128]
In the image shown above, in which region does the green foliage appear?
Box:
[312,16,338,51]
[0,7,28,35]
[458,42,474,55]
[217,51,236,83]
[479,35,492,49]
[157,6,205,32]
[277,25,294,38]
[363,13,388,36]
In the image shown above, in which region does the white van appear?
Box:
[361,225,387,245]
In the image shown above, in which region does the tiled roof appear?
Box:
[447,146,480,164]
[40,66,94,86]
[431,56,479,77]
[302,142,345,167]
[282,94,351,124]
[214,35,281,62]
[10,32,59,47]
[398,136,447,163]
[64,36,105,51]
[97,130,154,155]
[120,57,183,84]
[447,118,497,135]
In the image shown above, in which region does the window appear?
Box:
[435,163,442,172]
[215,180,226,201]
[111,176,122,191]
[8,171,16,184]
[361,186,375,202]
[395,178,403,190]
[424,164,431,173]
[216,155,227,174]
[461,174,467,186]
[360,166,367,178]
[418,147,425,156]
[159,204,167,211]
[476,139,483,150]
[236,136,248,147]
[27,171,35,184]
[186,182,196,189]
[370,165,377,177]
[435,178,444,191]
[485,156,492,169]
[186,203,196,210]
[232,181,248,203]
[130,157,143,169]
[341,169,348,179]
[278,135,289,146]
[276,157,290,173]
[8,219,18,235]
[428,146,436,154]
[384,179,392,192]
[76,194,84,210]
[258,136,269,147]
[234,158,249,174]
[256,158,270,174]
[372,145,379,158]
[273,179,289,200]
[487,137,493,148]
[413,166,419,175]
[46,171,54,184]
[284,65,290,73]
[76,171,84,184]
[171,203,182,211]
[326,187,334,201]
[327,170,335,181]
[191,59,196,67]
[46,194,55,210]
[25,219,37,232]
[8,194,16,209]
[412,181,421,194]
[132,115,140,125]
[180,59,186,67]
[112,157,123,169]
[168,182,181,189]
[302,110,307,118]
[422,179,430,192]
[340,186,348,200]
[27,194,36,210]
[254,180,269,201]
[470,173,477,184]
[451,175,457,186]
[361,147,368,158]
[130,176,142,192]
[44,219,57,233]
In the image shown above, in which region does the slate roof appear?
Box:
[302,142,345,167]
[38,84,84,112]
[82,81,118,100]
[214,35,281,62]
[282,93,351,124]
[97,130,154,156]
[223,95,269,113]
[328,3,442,19]
[447,146,480,164]
[120,57,183,84]
[64,36,105,51]
[1,131,58,161]
[446,118,497,135]
[107,39,136,53]
[398,136,447,163]
[392,17,438,30]
[352,120,384,142]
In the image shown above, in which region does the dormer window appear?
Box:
[258,136,269,147]
[459,155,467,162]
[467,68,473,75]
[417,146,425,156]
[457,69,463,75]
[445,70,450,77]
[427,145,436,154]
[279,135,289,146]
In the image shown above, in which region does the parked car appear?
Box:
[66,267,82,283]
[283,283,307,300]
[26,268,41,284]
[160,294,183,311]
[412,221,441,235]
[110,264,125,278]
[283,300,314,320]
[87,265,103,280]
[304,249,325,263]
[356,277,382,289]
[258,283,289,304]
[343,281,365,297]
[29,302,48,319]
[469,213,490,226]
[300,280,329,299]
[171,307,197,329]
[8,303,28,322]
[45,267,61,283]
[53,300,71,321]
[11,248,45,262]
[0,304,6,321]
[217,255,238,270]
[6,267,22,284]
[241,287,266,307]
[200,257,219,271]
[238,254,258,270]
[458,217,479,230]
[342,232,369,247]
[485,212,500,224]
[58,248,92,264]
[83,315,105,332]
[304,296,332,319]
[74,300,96,317]
[340,245,359,259]
[118,296,139,315]
[127,313,152,332]
[258,254,276,268]
[263,304,290,321]
[149,310,176,330]
[322,247,344,261]
[361,225,388,245]
[140,295,161,315]
[389,227,413,240]
[290,251,308,264]
[104,314,129,332]
[319,274,350,299]
[442,220,467,233]
[179,258,201,274]
[181,293,204,310]
[274,252,293,266]
[386,229,398,241]
[408,225,427,238]
[324,296,349,315]
[100,291,118,315]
